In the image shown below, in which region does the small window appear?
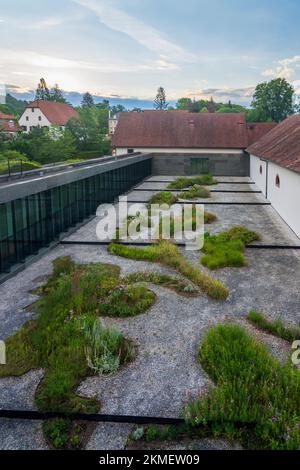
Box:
[38,116,42,121]
[31,108,35,113]
[26,116,29,121]
[127,149,134,154]
[259,165,263,175]
[275,174,280,188]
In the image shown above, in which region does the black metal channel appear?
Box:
[60,241,300,250]
[0,409,255,428]
[146,180,256,185]
[126,201,271,206]
[133,189,262,194]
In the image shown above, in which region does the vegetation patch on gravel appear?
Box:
[201,226,260,270]
[108,241,229,300]
[124,272,199,296]
[178,185,211,200]
[186,323,300,449]
[0,256,146,448]
[149,191,178,206]
[168,175,217,189]
[248,310,300,343]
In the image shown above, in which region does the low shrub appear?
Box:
[149,191,178,206]
[201,226,260,270]
[0,159,41,175]
[168,175,217,189]
[83,319,135,374]
[248,310,300,343]
[186,323,300,449]
[99,284,156,317]
[108,241,229,300]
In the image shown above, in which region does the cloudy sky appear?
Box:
[0,0,300,105]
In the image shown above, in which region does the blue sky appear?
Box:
[0,0,300,105]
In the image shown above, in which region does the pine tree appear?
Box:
[50,84,66,103]
[81,92,94,108]
[154,87,168,110]
[35,78,51,101]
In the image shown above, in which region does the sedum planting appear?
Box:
[108,241,229,300]
[186,323,300,449]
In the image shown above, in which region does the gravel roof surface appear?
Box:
[0,176,299,450]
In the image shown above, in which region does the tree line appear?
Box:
[154,78,298,123]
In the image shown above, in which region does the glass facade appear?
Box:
[0,158,152,275]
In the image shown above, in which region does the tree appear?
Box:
[81,92,94,108]
[11,127,76,164]
[35,78,51,101]
[251,78,295,122]
[154,87,168,110]
[110,104,127,115]
[207,97,217,113]
[176,98,192,110]
[217,103,247,114]
[50,84,66,103]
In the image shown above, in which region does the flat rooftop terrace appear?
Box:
[0,175,300,450]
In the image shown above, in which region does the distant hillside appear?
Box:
[0,94,28,116]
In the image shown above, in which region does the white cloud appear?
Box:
[0,47,179,75]
[72,0,196,63]
[262,55,300,80]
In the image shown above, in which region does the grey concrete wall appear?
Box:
[151,152,250,176]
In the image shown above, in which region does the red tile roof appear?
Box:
[112,111,274,150]
[246,122,277,146]
[27,100,79,126]
[247,115,300,174]
[0,114,21,133]
[0,112,16,120]
[1,120,21,133]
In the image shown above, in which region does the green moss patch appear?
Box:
[186,323,300,449]
[201,226,260,270]
[248,310,300,343]
[108,241,229,301]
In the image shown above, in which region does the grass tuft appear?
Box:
[108,241,229,300]
[149,191,178,206]
[248,310,300,343]
[168,175,217,189]
[186,323,300,449]
[201,226,260,270]
[178,185,211,200]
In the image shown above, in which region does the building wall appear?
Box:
[250,154,267,196]
[19,108,52,132]
[250,154,300,238]
[115,148,249,176]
